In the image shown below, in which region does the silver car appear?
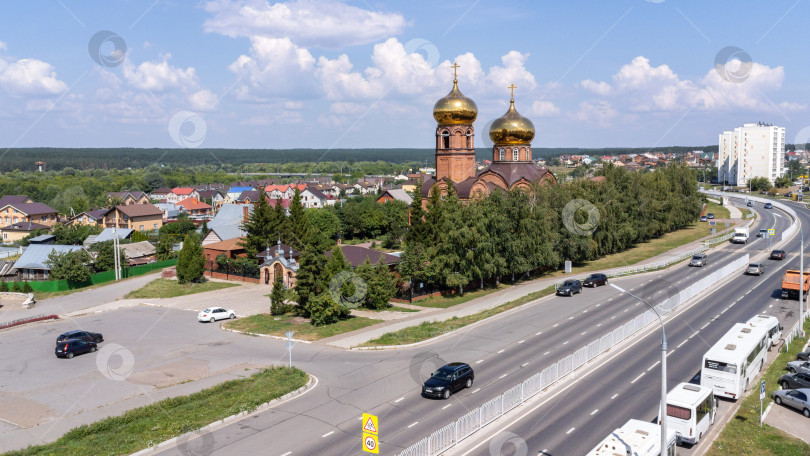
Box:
[689,254,708,267]
[772,388,810,418]
[746,263,764,275]
[787,360,810,374]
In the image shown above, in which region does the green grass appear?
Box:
[225,314,382,341]
[410,285,506,308]
[1,367,307,456]
[360,285,556,346]
[704,201,731,219]
[706,319,810,456]
[124,279,239,299]
[364,305,420,313]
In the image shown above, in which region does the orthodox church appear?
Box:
[421,64,556,200]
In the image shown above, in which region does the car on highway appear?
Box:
[747,201,754,207]
[55,339,97,359]
[198,307,236,322]
[779,372,810,390]
[745,263,765,276]
[56,330,103,345]
[556,279,582,296]
[787,360,810,374]
[770,250,786,260]
[700,215,708,222]
[421,362,474,399]
[583,273,608,287]
[758,229,767,238]
[707,213,715,219]
[772,388,810,418]
[689,254,708,267]
[764,202,773,209]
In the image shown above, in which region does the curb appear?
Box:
[0,314,58,331]
[130,373,318,456]
[220,324,313,344]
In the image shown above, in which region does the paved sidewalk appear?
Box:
[764,339,810,445]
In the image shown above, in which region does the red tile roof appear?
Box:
[177,197,212,210]
[172,187,195,195]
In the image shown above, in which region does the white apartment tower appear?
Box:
[717,123,785,186]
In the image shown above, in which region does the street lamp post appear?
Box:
[610,283,668,456]
[801,222,806,337]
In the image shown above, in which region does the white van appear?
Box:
[666,383,716,445]
[586,419,677,456]
[746,314,783,348]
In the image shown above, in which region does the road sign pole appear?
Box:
[285,331,295,368]
[760,380,766,427]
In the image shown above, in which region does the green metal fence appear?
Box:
[26,258,178,292]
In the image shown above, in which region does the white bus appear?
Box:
[745,314,783,348]
[586,419,677,456]
[666,383,716,445]
[701,322,769,400]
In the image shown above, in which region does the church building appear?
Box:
[422,65,556,200]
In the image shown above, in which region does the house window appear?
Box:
[513,148,519,161]
[499,148,505,160]
[466,130,472,148]
[442,130,450,149]
[153,223,158,229]
[140,225,144,231]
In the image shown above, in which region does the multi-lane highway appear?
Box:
[130,200,795,456]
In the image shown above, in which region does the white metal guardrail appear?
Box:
[703,190,798,242]
[398,254,750,456]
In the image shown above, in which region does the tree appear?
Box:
[304,291,349,326]
[11,281,21,292]
[199,220,210,240]
[159,220,197,237]
[293,246,328,316]
[46,249,93,283]
[288,188,306,249]
[22,281,33,293]
[774,176,792,188]
[325,245,349,278]
[270,275,287,315]
[177,232,205,284]
[239,191,274,258]
[155,235,177,260]
[94,240,124,272]
[51,224,102,245]
[272,197,289,242]
[305,208,340,248]
[130,231,149,242]
[363,258,396,309]
[0,281,8,292]
[748,177,771,192]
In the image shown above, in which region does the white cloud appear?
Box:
[229,36,317,99]
[203,0,406,49]
[485,51,537,95]
[580,79,612,96]
[572,100,619,127]
[530,100,561,117]
[122,55,198,92]
[189,89,219,111]
[0,48,68,97]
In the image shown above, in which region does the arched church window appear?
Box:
[466,130,472,148]
[499,148,505,161]
[513,148,519,161]
[442,131,450,149]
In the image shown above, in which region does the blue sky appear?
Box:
[0,0,807,151]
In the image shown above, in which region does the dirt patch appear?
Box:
[127,358,210,388]
[0,393,59,428]
[288,316,309,324]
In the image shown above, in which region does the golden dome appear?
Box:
[489,98,535,146]
[433,79,478,125]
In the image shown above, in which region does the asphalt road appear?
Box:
[137,202,788,456]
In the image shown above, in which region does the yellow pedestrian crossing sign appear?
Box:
[362,413,379,453]
[768,228,775,236]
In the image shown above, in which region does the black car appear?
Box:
[707,213,715,219]
[764,202,773,209]
[780,372,810,390]
[798,352,810,361]
[556,279,582,296]
[583,273,608,287]
[56,330,103,345]
[422,363,474,399]
[771,250,786,260]
[55,339,97,358]
[747,201,754,207]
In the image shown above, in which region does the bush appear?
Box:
[0,281,8,292]
[10,282,21,292]
[270,276,286,315]
[22,281,33,293]
[304,291,350,326]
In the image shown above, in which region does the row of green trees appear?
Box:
[0,281,33,292]
[44,240,126,283]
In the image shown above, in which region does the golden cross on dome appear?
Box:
[508,83,517,101]
[451,62,460,81]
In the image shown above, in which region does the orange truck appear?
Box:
[781,270,810,299]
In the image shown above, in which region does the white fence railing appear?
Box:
[398,254,750,456]
[703,191,798,242]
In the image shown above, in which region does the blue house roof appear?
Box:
[14,245,83,270]
[227,186,254,194]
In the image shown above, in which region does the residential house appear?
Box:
[28,234,56,245]
[106,191,150,205]
[91,228,134,245]
[149,187,173,201]
[118,241,157,266]
[0,221,50,243]
[176,197,213,218]
[202,237,248,269]
[377,189,413,205]
[400,180,420,193]
[300,188,329,208]
[235,190,262,204]
[67,208,110,227]
[0,197,58,227]
[202,204,251,245]
[354,181,379,195]
[336,183,356,196]
[197,189,225,208]
[265,184,306,200]
[12,244,83,280]
[153,203,181,222]
[226,186,255,203]
[167,187,199,204]
[102,204,164,231]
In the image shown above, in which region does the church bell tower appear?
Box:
[432,63,478,183]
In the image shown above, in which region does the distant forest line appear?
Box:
[0,146,724,172]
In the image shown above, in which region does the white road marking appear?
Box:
[746,290,752,295]
[666,349,676,357]
[596,323,602,327]
[472,388,480,393]
[700,322,711,330]
[407,422,418,428]
[281,452,292,456]
[522,362,529,367]
[582,309,588,314]
[497,349,505,354]
[568,316,575,320]
[476,360,483,364]
[630,372,645,384]
[543,351,550,355]
[553,323,559,327]
[518,340,525,344]
[322,431,334,438]
[442,404,452,410]
[580,331,587,336]
[714,314,720,319]
[566,427,576,434]
[536,331,543,336]
[624,309,630,312]
[596,303,601,307]
[689,331,699,339]
[611,393,619,400]
[563,341,569,345]
[590,409,599,416]
[499,374,508,379]
[647,360,661,371]
[677,340,688,348]
[611,316,616,319]
[769,304,773,309]
[394,397,404,403]
[720,308,728,314]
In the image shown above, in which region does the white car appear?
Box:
[787,360,810,374]
[198,307,235,322]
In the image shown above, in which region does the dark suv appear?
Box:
[56,330,103,345]
[780,372,810,390]
[55,339,97,358]
[422,363,474,399]
[583,273,608,287]
[557,279,582,296]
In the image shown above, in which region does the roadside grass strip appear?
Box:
[360,285,556,347]
[1,367,308,456]
[124,279,239,299]
[225,314,382,341]
[706,319,810,456]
